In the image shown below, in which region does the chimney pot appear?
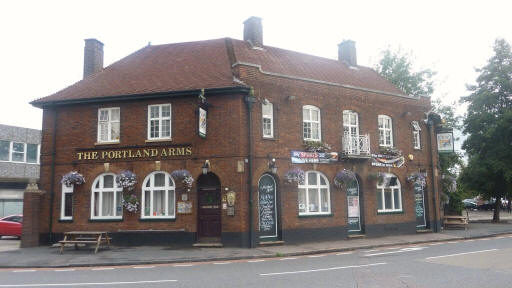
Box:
[83,38,104,79]
[338,40,357,66]
[243,16,263,48]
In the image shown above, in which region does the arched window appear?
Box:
[303,105,321,141]
[378,115,393,147]
[91,173,123,219]
[376,173,402,213]
[298,171,330,215]
[141,171,176,218]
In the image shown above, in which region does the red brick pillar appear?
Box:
[21,183,45,248]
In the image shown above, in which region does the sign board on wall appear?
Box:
[198,107,207,138]
[370,154,404,168]
[437,132,454,153]
[291,151,338,164]
[75,145,192,161]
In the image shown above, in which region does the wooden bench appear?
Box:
[443,215,468,230]
[59,231,111,254]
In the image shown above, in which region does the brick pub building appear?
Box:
[23,17,441,248]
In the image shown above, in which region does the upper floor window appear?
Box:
[376,173,402,213]
[411,121,421,149]
[303,105,321,141]
[98,107,120,143]
[61,184,73,220]
[378,115,393,147]
[262,102,274,138]
[0,140,39,164]
[298,171,330,215]
[91,173,122,219]
[141,172,175,219]
[148,104,171,140]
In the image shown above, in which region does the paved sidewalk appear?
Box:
[0,222,511,268]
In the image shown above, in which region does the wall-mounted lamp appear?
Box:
[408,154,414,161]
[202,160,210,175]
[268,158,277,174]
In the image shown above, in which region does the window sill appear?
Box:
[95,141,120,146]
[58,219,73,223]
[262,136,276,141]
[145,138,172,143]
[298,213,332,218]
[89,218,123,222]
[377,210,404,215]
[139,217,176,222]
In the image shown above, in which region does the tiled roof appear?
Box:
[32,38,407,105]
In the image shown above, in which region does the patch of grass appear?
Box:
[275,252,284,257]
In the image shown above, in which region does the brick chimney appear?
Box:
[338,40,357,66]
[243,17,263,48]
[83,38,104,79]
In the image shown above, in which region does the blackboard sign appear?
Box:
[414,182,426,228]
[258,174,277,239]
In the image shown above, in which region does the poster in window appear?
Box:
[347,196,359,217]
[198,107,207,138]
[437,132,454,153]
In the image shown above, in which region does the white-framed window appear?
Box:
[91,173,123,219]
[377,173,402,213]
[61,184,73,220]
[378,115,393,147]
[97,107,120,143]
[262,101,274,138]
[411,121,421,149]
[298,171,330,215]
[141,171,176,219]
[0,141,39,164]
[148,104,171,140]
[303,105,321,141]
[343,110,359,153]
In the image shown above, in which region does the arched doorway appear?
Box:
[258,173,280,242]
[197,172,221,241]
[346,175,363,235]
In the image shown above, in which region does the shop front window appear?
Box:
[298,171,330,215]
[141,172,175,218]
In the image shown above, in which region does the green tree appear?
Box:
[375,49,435,97]
[459,38,512,222]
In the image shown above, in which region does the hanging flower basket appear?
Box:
[407,172,426,188]
[116,170,137,190]
[61,171,85,187]
[368,172,385,185]
[334,169,356,189]
[122,194,139,213]
[303,140,331,153]
[284,168,305,185]
[379,147,402,157]
[171,170,194,191]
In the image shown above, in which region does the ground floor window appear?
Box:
[141,171,175,218]
[61,184,73,220]
[91,173,123,219]
[377,173,402,213]
[298,171,330,215]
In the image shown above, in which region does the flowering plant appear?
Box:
[334,169,356,188]
[407,172,426,188]
[285,168,305,185]
[303,141,331,153]
[171,170,194,190]
[61,171,85,187]
[379,147,402,157]
[122,194,139,213]
[116,170,137,190]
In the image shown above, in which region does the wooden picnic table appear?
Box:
[443,215,468,230]
[59,231,111,254]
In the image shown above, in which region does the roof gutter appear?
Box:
[31,86,251,108]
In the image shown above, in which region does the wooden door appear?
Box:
[198,187,221,238]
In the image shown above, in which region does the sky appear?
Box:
[1,0,511,152]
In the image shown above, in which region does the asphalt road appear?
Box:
[0,235,511,288]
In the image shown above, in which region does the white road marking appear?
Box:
[479,238,491,241]
[364,249,379,252]
[429,243,443,246]
[307,254,325,258]
[365,247,426,257]
[495,236,505,239]
[447,241,459,244]
[0,279,178,287]
[213,262,230,265]
[260,262,387,276]
[12,270,36,273]
[91,268,114,271]
[248,259,265,263]
[173,264,193,267]
[133,266,155,269]
[279,257,297,260]
[336,252,353,255]
[426,249,499,260]
[54,269,75,272]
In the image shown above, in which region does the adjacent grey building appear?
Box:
[0,124,41,217]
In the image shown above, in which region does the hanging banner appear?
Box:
[291,151,338,164]
[370,154,404,168]
[198,107,207,138]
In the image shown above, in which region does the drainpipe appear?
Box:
[245,88,257,248]
[48,107,58,243]
[427,118,439,232]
